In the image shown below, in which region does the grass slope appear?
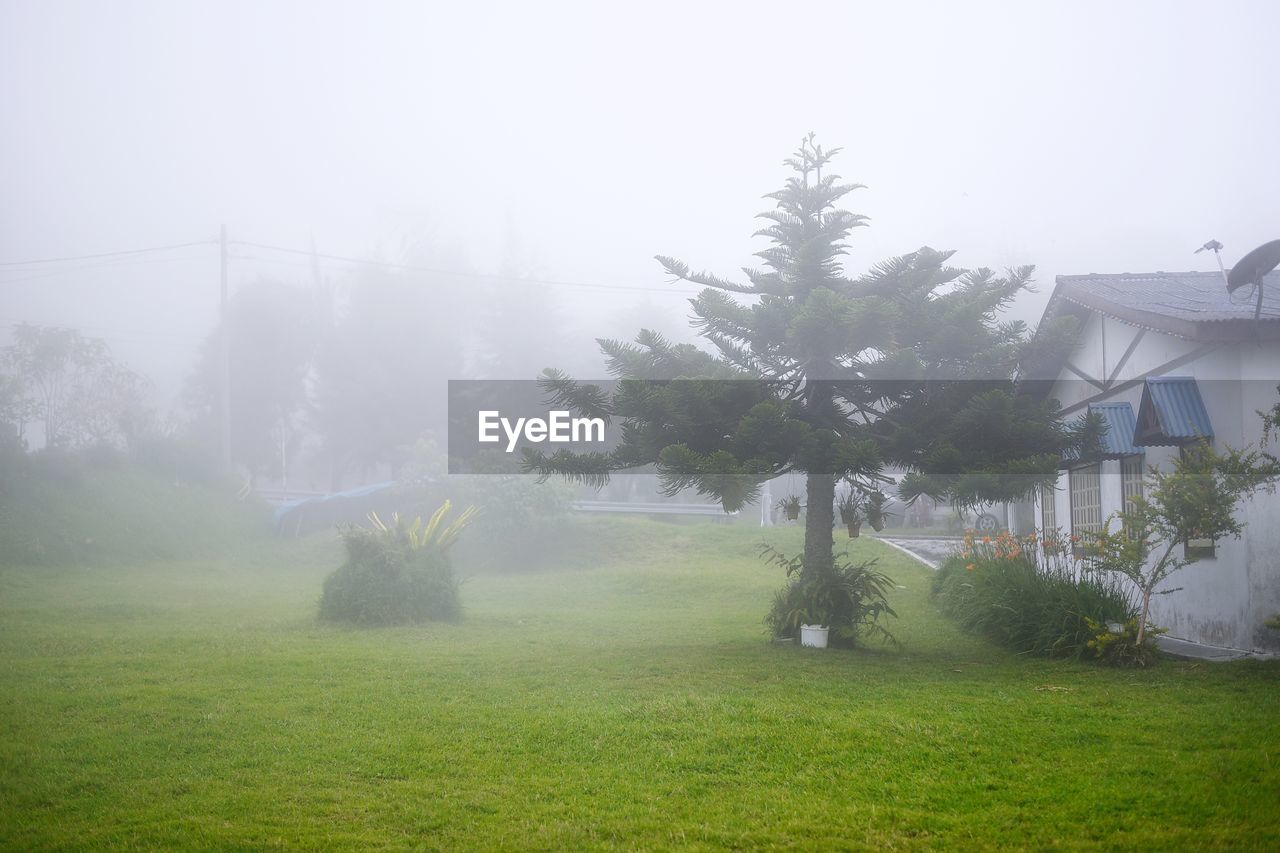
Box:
[0,454,268,567]
[0,518,1277,848]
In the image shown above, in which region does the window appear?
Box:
[1120,456,1144,509]
[1121,455,1145,538]
[1040,482,1057,534]
[1069,463,1102,552]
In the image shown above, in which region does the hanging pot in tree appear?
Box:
[779,496,802,522]
[866,491,893,532]
[846,519,862,538]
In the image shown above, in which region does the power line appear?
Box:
[0,240,217,268]
[230,239,702,295]
[0,252,212,286]
[0,315,201,348]
[0,234,706,295]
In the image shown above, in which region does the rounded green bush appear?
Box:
[319,526,461,626]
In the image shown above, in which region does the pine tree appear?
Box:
[526,135,1085,578]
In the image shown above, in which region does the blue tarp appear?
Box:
[272,480,398,526]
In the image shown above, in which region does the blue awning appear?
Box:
[1089,402,1141,457]
[1060,401,1141,466]
[1135,377,1213,446]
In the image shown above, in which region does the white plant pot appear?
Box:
[800,624,829,649]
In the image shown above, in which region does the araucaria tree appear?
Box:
[527,136,1084,583]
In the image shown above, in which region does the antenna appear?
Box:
[1199,238,1280,337]
[1194,239,1229,289]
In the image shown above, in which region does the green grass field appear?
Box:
[1,517,1277,849]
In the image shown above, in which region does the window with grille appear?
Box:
[1069,463,1102,552]
[1040,482,1057,534]
[1121,455,1145,538]
[1120,456,1144,510]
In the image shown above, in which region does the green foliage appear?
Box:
[864,490,893,532]
[0,447,267,566]
[778,495,803,521]
[1082,438,1280,645]
[933,539,1136,659]
[319,503,473,626]
[1085,616,1165,668]
[526,135,1085,582]
[761,544,897,647]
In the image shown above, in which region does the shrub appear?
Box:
[1085,617,1164,668]
[932,530,1136,659]
[762,545,897,647]
[319,502,475,626]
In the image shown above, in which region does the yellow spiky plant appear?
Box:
[367,501,478,552]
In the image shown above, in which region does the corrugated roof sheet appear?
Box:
[1057,271,1280,323]
[1090,402,1141,456]
[1135,377,1213,445]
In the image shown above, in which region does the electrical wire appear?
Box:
[230,239,702,295]
[0,240,216,267]
[0,253,213,286]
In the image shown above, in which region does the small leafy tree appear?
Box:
[1083,440,1280,646]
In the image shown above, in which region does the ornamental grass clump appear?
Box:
[932,529,1136,659]
[319,502,476,627]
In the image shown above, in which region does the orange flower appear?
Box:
[965,563,976,571]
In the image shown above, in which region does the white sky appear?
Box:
[2,0,1278,394]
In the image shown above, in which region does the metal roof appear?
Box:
[1135,377,1213,446]
[1089,402,1141,456]
[1049,270,1280,341]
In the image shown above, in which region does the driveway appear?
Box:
[874,536,961,570]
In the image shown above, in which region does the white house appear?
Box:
[1026,270,1280,655]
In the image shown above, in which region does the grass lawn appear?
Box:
[1,517,1277,848]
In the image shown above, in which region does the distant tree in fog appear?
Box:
[310,267,466,489]
[184,281,320,480]
[2,323,151,450]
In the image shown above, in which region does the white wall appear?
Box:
[1036,318,1280,653]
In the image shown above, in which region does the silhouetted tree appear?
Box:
[185,281,320,479]
[310,267,467,488]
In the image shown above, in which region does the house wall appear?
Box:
[1037,316,1280,654]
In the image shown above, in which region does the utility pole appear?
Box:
[219,224,232,469]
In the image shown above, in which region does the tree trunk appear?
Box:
[804,471,836,577]
[1137,587,1152,647]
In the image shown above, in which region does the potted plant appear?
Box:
[778,495,803,522]
[837,490,864,538]
[865,491,894,532]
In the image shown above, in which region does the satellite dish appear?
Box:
[1226,239,1280,293]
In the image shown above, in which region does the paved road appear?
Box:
[874,536,961,570]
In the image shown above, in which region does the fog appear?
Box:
[4,0,1277,405]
